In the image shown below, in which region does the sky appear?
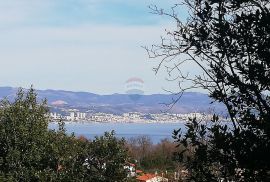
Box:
[0,0,196,94]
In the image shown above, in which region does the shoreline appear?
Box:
[49,120,188,124]
[49,119,230,125]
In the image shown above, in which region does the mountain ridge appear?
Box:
[0,86,226,114]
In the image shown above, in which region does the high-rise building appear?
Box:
[70,112,75,121]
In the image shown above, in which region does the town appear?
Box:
[49,108,215,123]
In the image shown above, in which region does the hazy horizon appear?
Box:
[0,85,206,95]
[0,0,203,94]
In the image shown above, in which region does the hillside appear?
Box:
[0,87,226,114]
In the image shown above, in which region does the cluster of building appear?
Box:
[50,110,87,121]
[50,109,215,123]
[125,162,188,182]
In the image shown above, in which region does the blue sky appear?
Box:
[0,0,196,94]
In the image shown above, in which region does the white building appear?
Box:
[70,112,75,121]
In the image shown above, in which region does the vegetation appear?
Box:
[0,88,129,181]
[147,0,270,181]
[126,136,183,172]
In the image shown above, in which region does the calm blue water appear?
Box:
[48,122,187,144]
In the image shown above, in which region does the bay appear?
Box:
[48,122,187,144]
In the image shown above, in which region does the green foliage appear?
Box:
[148,0,270,181]
[0,88,50,181]
[83,131,129,181]
[0,88,129,181]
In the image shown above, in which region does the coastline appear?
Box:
[49,120,188,124]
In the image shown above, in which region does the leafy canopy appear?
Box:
[0,88,129,181]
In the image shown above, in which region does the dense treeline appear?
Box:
[0,88,129,182]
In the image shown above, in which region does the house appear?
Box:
[124,163,136,177]
[136,173,168,182]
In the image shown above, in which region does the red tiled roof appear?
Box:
[136,170,143,173]
[136,173,156,181]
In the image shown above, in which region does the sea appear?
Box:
[48,122,187,144]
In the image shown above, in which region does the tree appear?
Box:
[127,136,152,167]
[0,88,51,181]
[0,88,129,181]
[83,131,129,182]
[146,0,270,181]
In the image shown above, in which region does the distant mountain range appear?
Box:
[0,87,226,115]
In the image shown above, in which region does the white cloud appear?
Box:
[0,0,53,26]
[0,23,181,94]
[1,24,170,47]
[0,0,193,94]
